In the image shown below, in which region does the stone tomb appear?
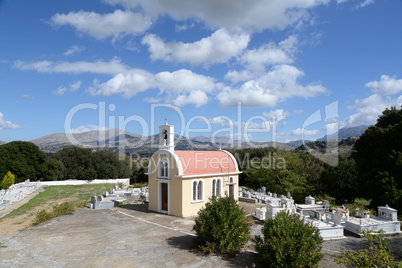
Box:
[296,195,329,217]
[303,210,345,240]
[89,185,148,209]
[255,192,296,220]
[0,180,40,211]
[344,205,401,236]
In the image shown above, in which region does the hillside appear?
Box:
[22,124,370,155]
[28,129,295,155]
[317,125,370,141]
[295,136,360,157]
[0,141,5,145]
[30,129,143,153]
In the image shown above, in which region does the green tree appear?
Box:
[81,168,97,181]
[193,197,252,255]
[321,157,359,204]
[1,171,15,189]
[255,211,323,267]
[131,157,148,184]
[43,158,65,181]
[96,163,117,179]
[92,150,119,179]
[51,146,93,180]
[0,141,46,182]
[335,230,401,267]
[353,106,402,210]
[116,153,132,178]
[239,149,310,203]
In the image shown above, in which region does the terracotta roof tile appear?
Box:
[174,150,238,176]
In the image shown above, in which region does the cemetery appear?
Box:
[0,179,41,213]
[344,205,402,236]
[89,184,149,210]
[241,186,401,240]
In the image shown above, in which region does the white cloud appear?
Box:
[345,94,402,126]
[103,0,329,32]
[53,81,81,95]
[357,0,374,8]
[64,45,85,56]
[336,0,375,8]
[89,69,156,98]
[345,74,402,127]
[225,35,299,83]
[144,97,160,103]
[241,36,297,69]
[172,90,209,107]
[224,70,254,84]
[175,23,195,32]
[89,68,216,106]
[0,113,20,130]
[292,128,319,136]
[142,28,250,66]
[217,64,327,107]
[207,116,230,126]
[325,122,338,133]
[22,94,35,99]
[50,9,152,40]
[263,109,289,121]
[365,75,402,95]
[156,69,216,106]
[13,58,129,75]
[70,125,108,133]
[155,69,215,94]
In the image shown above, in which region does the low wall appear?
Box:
[39,178,130,187]
[239,197,256,203]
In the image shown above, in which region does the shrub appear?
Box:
[255,211,323,267]
[335,230,401,267]
[34,202,77,225]
[193,197,252,255]
[344,203,375,217]
[1,171,15,190]
[34,209,54,225]
[52,202,75,216]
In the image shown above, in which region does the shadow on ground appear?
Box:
[166,234,261,267]
[118,203,150,213]
[166,234,196,250]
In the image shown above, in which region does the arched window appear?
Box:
[216,178,221,197]
[229,177,234,183]
[193,181,197,201]
[159,160,168,178]
[197,181,203,200]
[192,179,204,202]
[211,178,222,197]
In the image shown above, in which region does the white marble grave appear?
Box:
[344,205,401,236]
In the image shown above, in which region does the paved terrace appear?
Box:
[1,203,402,267]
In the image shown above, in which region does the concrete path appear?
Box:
[1,203,401,267]
[0,204,261,268]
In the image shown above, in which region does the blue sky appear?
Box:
[1,0,402,143]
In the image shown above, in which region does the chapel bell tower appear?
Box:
[159,118,175,151]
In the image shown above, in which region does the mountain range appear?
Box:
[0,125,370,155]
[317,125,370,141]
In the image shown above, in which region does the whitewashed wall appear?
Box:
[39,178,130,187]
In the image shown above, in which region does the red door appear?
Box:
[161,183,168,211]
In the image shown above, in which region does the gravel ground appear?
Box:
[1,202,401,267]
